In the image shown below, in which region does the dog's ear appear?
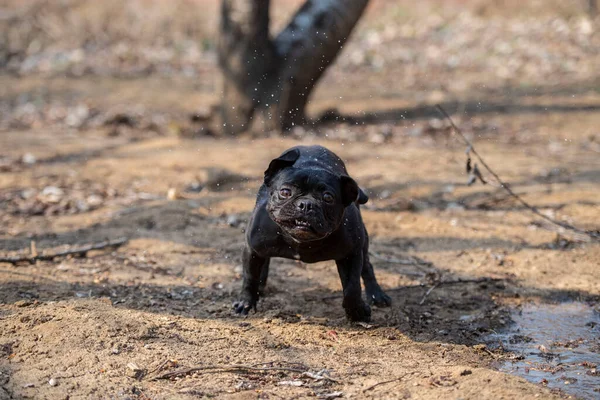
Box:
[340,175,359,207]
[264,148,300,185]
[357,188,369,205]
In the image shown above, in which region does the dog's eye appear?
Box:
[279,188,292,198]
[323,192,335,203]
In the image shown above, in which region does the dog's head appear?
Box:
[264,148,360,242]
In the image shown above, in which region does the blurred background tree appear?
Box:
[589,0,598,16]
[1,0,598,136]
[218,0,369,134]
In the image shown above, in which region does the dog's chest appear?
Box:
[274,238,351,263]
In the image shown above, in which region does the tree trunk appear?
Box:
[218,0,369,134]
[589,0,598,16]
[218,0,276,134]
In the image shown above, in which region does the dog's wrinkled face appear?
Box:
[264,150,359,242]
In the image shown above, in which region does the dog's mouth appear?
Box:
[277,217,314,232]
[275,217,325,237]
[271,212,332,242]
[293,219,312,230]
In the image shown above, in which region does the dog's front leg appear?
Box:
[336,250,371,322]
[233,246,269,315]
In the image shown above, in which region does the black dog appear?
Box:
[233,145,391,322]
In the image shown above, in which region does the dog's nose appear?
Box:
[297,199,313,212]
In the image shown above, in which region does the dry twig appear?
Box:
[321,277,505,301]
[152,364,311,381]
[363,372,414,392]
[385,277,506,294]
[530,221,593,243]
[0,237,128,265]
[418,283,439,305]
[249,361,310,369]
[369,252,433,275]
[146,359,177,377]
[436,104,599,242]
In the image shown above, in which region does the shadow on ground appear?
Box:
[1,196,598,347]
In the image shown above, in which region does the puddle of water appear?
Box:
[488,302,600,400]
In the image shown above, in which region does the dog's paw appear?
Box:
[366,288,392,308]
[232,296,257,316]
[345,302,372,322]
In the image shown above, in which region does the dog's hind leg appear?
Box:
[361,236,392,308]
[258,260,270,295]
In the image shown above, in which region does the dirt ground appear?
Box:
[2,1,600,399]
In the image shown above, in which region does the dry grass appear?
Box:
[1,0,214,46]
[468,0,595,18]
[2,0,593,56]
[0,0,596,76]
[0,0,215,73]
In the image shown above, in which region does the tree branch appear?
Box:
[271,0,370,129]
[150,363,338,382]
[0,237,128,265]
[436,104,599,242]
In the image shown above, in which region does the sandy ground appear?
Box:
[1,94,599,399]
[2,1,600,399]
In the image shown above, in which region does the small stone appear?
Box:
[86,194,103,207]
[167,188,179,200]
[48,378,57,387]
[368,132,385,144]
[185,182,203,193]
[190,107,213,123]
[76,200,90,212]
[21,153,36,164]
[379,190,391,200]
[317,391,343,399]
[126,362,145,379]
[20,188,36,199]
[278,380,303,386]
[127,362,140,371]
[40,186,64,203]
[226,215,239,227]
[14,299,33,307]
[65,104,90,128]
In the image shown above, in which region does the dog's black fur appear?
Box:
[233,145,391,322]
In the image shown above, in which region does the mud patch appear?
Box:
[489,302,600,399]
